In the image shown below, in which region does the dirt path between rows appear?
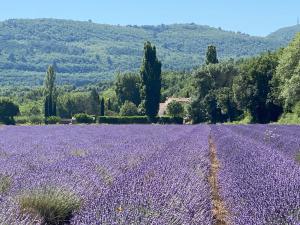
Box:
[208,135,229,225]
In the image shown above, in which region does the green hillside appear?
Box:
[0,19,298,86]
[267,24,300,45]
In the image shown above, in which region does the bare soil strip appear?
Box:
[208,135,229,225]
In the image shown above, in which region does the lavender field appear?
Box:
[0,125,299,225]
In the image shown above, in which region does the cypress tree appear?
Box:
[205,45,219,64]
[140,41,162,119]
[90,88,100,116]
[100,98,105,116]
[44,65,57,118]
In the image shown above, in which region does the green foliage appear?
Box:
[278,113,300,124]
[140,42,162,118]
[45,116,61,124]
[15,115,44,125]
[102,88,119,112]
[157,116,183,124]
[19,188,80,225]
[0,175,12,194]
[277,102,300,124]
[57,91,100,118]
[98,116,183,124]
[161,71,195,100]
[120,101,139,116]
[115,73,141,106]
[166,101,184,117]
[206,45,219,64]
[233,52,283,123]
[99,116,151,124]
[275,33,300,110]
[296,152,300,163]
[100,98,105,116]
[44,65,57,118]
[90,88,100,116]
[74,113,94,124]
[215,87,241,121]
[191,60,240,123]
[0,19,294,87]
[0,98,20,125]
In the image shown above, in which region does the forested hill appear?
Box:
[0,19,299,86]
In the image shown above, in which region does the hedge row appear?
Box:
[98,116,183,124]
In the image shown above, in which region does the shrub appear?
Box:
[45,116,61,125]
[99,116,150,124]
[158,116,183,124]
[296,152,300,163]
[120,101,139,116]
[74,113,94,124]
[0,175,11,194]
[19,188,80,225]
[166,100,184,117]
[98,116,183,124]
[15,116,30,125]
[0,98,19,125]
[29,116,44,125]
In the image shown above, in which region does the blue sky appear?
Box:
[0,0,299,36]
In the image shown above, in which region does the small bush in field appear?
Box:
[45,116,61,125]
[19,188,80,225]
[0,175,12,194]
[74,113,94,124]
[296,152,300,163]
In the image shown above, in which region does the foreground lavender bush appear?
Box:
[0,125,213,224]
[211,125,300,225]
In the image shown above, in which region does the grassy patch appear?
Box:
[96,166,114,185]
[70,149,88,157]
[0,175,12,194]
[19,188,80,225]
[296,152,300,163]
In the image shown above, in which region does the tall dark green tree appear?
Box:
[100,98,105,116]
[90,88,100,116]
[206,45,219,65]
[140,41,162,118]
[44,65,57,118]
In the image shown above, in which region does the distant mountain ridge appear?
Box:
[0,19,299,86]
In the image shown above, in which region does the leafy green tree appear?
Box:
[120,101,139,116]
[44,65,57,118]
[206,45,219,65]
[203,91,223,123]
[166,101,184,117]
[0,98,20,124]
[215,87,241,122]
[57,92,92,118]
[189,99,208,123]
[233,52,282,123]
[100,98,105,116]
[140,42,162,119]
[191,60,240,123]
[115,73,141,106]
[90,88,100,116]
[275,33,300,110]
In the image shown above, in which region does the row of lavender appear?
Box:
[0,125,213,224]
[227,124,300,161]
[211,125,300,225]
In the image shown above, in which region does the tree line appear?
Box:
[1,33,300,124]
